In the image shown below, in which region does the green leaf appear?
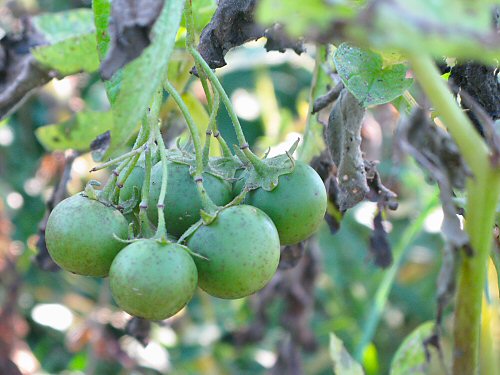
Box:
[257,0,361,37]
[329,332,365,375]
[365,0,500,61]
[104,0,186,154]
[35,111,113,152]
[31,9,99,74]
[390,321,434,375]
[333,43,413,107]
[91,0,111,60]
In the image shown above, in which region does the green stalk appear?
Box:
[409,54,500,375]
[354,192,439,361]
[164,80,217,212]
[184,0,212,108]
[154,119,169,239]
[298,45,327,163]
[189,48,267,172]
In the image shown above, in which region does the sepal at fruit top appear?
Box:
[118,186,141,214]
[84,180,101,200]
[238,138,299,192]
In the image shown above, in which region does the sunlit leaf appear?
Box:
[330,332,365,375]
[101,0,185,154]
[390,321,434,375]
[333,43,413,107]
[35,111,113,151]
[31,9,99,74]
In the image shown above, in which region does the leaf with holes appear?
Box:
[35,111,113,152]
[31,9,99,74]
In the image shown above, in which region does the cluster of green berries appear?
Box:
[45,157,327,321]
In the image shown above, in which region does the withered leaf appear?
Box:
[90,130,111,162]
[369,211,392,268]
[125,317,151,347]
[0,22,52,120]
[326,89,369,211]
[100,0,165,80]
[196,0,304,70]
[397,108,470,250]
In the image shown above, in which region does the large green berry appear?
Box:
[109,239,197,320]
[187,205,280,299]
[148,161,232,238]
[244,161,327,245]
[45,193,129,277]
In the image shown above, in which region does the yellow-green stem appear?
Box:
[189,48,268,173]
[164,80,217,212]
[409,54,500,375]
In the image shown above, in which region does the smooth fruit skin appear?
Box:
[148,161,232,238]
[119,166,145,203]
[187,205,280,299]
[45,193,129,277]
[245,161,327,245]
[109,239,197,320]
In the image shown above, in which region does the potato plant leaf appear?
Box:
[390,322,434,375]
[99,0,165,80]
[35,111,114,152]
[102,0,185,155]
[326,89,368,210]
[329,332,364,375]
[333,43,413,107]
[31,9,99,74]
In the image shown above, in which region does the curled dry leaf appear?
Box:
[397,107,470,250]
[100,0,165,80]
[0,21,52,120]
[125,317,151,347]
[326,89,369,211]
[369,211,393,268]
[196,0,304,70]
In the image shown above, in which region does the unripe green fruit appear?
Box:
[109,239,198,320]
[148,161,232,238]
[187,205,280,299]
[45,193,129,277]
[243,161,327,245]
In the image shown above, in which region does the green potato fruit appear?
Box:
[187,205,280,299]
[109,239,198,320]
[244,161,327,245]
[45,193,129,277]
[148,161,232,238]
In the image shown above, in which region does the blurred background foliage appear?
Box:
[2,1,498,375]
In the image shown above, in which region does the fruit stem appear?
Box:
[138,142,155,238]
[163,80,218,212]
[153,117,169,240]
[409,54,500,375]
[99,125,149,202]
[210,87,232,157]
[90,145,146,172]
[189,48,269,174]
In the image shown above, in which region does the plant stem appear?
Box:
[409,54,500,375]
[90,146,145,172]
[189,48,267,172]
[453,174,500,374]
[154,118,169,239]
[298,45,326,163]
[164,80,217,212]
[354,192,439,361]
